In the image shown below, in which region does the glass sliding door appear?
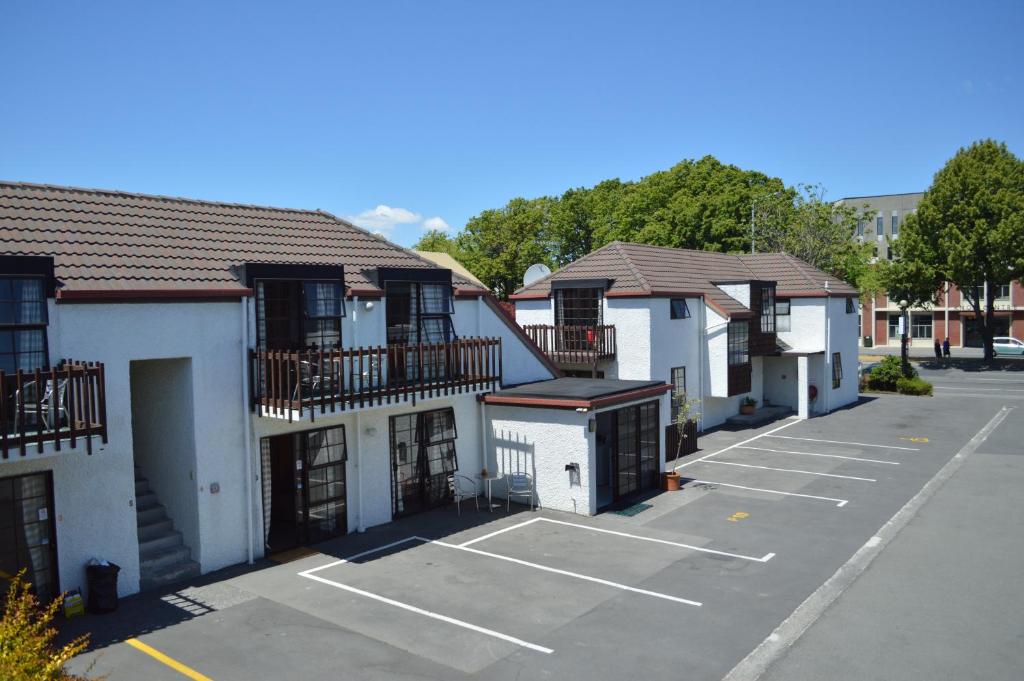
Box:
[390,408,458,518]
[611,400,660,502]
[0,472,58,603]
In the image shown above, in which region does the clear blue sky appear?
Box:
[2,1,1022,246]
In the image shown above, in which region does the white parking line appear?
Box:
[458,517,544,547]
[735,446,900,465]
[674,418,802,471]
[933,386,1024,392]
[434,539,702,607]
[764,435,920,451]
[683,479,849,507]
[700,460,877,482]
[301,536,423,575]
[537,517,774,562]
[301,570,554,654]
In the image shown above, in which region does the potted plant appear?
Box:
[740,396,757,415]
[664,389,701,491]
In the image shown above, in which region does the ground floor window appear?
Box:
[832,352,843,389]
[888,313,902,340]
[0,471,57,603]
[964,316,1011,347]
[911,313,933,340]
[390,407,458,518]
[261,426,347,554]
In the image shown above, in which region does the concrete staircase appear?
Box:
[134,467,200,591]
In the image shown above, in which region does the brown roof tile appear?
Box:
[0,181,485,296]
[512,241,857,316]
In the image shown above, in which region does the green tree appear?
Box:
[412,229,456,254]
[887,140,1024,361]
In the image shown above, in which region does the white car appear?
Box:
[993,337,1024,356]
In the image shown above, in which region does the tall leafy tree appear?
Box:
[887,140,1024,361]
[412,229,456,254]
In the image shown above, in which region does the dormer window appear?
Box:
[380,268,456,346]
[246,264,346,351]
[555,286,603,328]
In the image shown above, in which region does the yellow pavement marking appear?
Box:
[727,512,750,522]
[125,638,213,681]
[900,436,929,443]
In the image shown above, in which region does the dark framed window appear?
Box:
[385,282,455,345]
[670,367,686,417]
[390,407,459,518]
[670,299,691,319]
[832,352,843,389]
[0,472,58,604]
[555,287,602,327]
[727,321,750,366]
[876,216,884,234]
[776,298,791,332]
[760,285,776,333]
[256,279,345,350]
[846,297,856,314]
[0,277,49,374]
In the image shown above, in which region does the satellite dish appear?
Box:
[523,263,552,287]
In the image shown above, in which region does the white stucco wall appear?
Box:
[826,296,860,412]
[762,356,800,411]
[705,307,730,398]
[716,282,751,308]
[779,298,826,352]
[486,405,593,515]
[702,356,764,429]
[647,297,702,458]
[514,298,553,327]
[10,300,250,597]
[454,297,555,386]
[603,298,652,380]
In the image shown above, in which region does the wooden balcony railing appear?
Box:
[521,325,616,365]
[1,361,108,459]
[251,338,502,422]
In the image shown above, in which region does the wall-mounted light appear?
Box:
[364,426,377,437]
[364,301,374,311]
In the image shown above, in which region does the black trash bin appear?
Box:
[86,562,120,614]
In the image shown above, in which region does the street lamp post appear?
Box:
[899,299,910,376]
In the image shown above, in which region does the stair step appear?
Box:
[134,479,150,495]
[139,530,183,555]
[136,505,168,526]
[137,519,174,542]
[140,545,192,572]
[135,492,160,511]
[139,559,201,592]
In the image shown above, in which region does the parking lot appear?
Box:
[66,367,1023,681]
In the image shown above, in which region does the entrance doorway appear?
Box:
[261,426,347,554]
[389,408,459,518]
[596,401,660,508]
[0,471,57,603]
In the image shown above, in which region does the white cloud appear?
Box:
[346,204,422,232]
[422,216,451,231]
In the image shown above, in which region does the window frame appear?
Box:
[876,215,884,235]
[0,275,50,373]
[670,366,687,418]
[255,278,346,351]
[669,298,691,320]
[831,352,842,389]
[554,287,603,328]
[760,284,776,334]
[775,298,791,332]
[846,297,855,314]
[727,320,750,367]
[385,281,456,346]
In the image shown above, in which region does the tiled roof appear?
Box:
[512,241,857,317]
[0,181,484,297]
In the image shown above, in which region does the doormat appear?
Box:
[611,502,653,517]
[267,547,319,564]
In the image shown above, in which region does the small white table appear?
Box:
[480,474,505,512]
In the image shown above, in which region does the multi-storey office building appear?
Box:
[838,192,1024,347]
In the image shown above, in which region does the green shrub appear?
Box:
[897,376,933,396]
[0,573,90,680]
[867,356,917,391]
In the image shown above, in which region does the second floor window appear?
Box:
[555,287,602,328]
[670,367,686,417]
[776,298,791,332]
[670,299,691,319]
[257,280,345,350]
[993,283,1011,300]
[876,216,884,234]
[760,285,776,333]
[386,282,454,345]
[891,213,899,235]
[727,321,750,366]
[846,297,856,314]
[0,277,48,373]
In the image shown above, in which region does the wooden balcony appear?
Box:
[521,325,616,367]
[250,338,502,422]
[1,361,108,459]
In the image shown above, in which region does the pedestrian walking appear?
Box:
[934,339,942,359]
[943,337,951,357]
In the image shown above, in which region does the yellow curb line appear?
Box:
[125,638,213,681]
